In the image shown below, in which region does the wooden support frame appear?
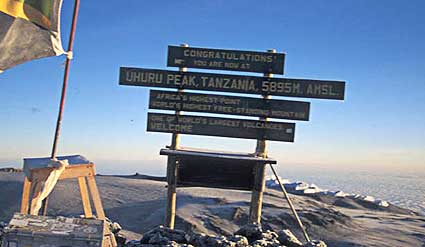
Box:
[20,163,116,246]
[20,164,104,220]
[161,147,276,228]
[249,49,276,224]
[162,48,279,227]
[164,43,188,229]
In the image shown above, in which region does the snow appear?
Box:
[265,176,390,208]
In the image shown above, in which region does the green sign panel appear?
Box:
[168,46,286,74]
[147,113,295,142]
[149,90,310,121]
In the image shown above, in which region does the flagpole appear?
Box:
[41,0,81,216]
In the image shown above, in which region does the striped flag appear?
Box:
[0,0,64,72]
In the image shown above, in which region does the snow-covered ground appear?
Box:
[265,175,391,209]
[0,172,424,246]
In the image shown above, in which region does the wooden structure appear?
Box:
[2,213,114,247]
[161,148,277,190]
[119,44,346,230]
[20,163,104,220]
[20,156,116,246]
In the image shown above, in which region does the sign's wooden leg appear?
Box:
[249,49,276,225]
[164,43,187,229]
[249,162,266,224]
[78,177,93,218]
[87,176,106,220]
[20,177,32,214]
[165,156,178,229]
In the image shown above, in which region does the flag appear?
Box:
[0,0,64,73]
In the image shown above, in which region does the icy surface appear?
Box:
[265,175,391,208]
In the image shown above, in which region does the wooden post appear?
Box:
[78,177,93,218]
[165,43,188,229]
[20,177,31,214]
[249,49,276,224]
[87,175,106,220]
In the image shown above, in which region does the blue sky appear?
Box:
[1,0,424,174]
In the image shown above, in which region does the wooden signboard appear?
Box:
[167,46,286,74]
[120,67,345,100]
[176,156,256,190]
[149,90,310,121]
[160,148,277,191]
[147,113,295,142]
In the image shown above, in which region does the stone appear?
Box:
[189,233,236,247]
[228,235,249,247]
[303,240,327,247]
[234,223,263,243]
[140,225,188,245]
[251,238,282,247]
[115,233,127,247]
[277,229,303,247]
[261,230,279,241]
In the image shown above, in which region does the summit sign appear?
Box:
[168,46,286,74]
[119,67,345,100]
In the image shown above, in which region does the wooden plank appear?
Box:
[78,177,93,218]
[167,45,285,74]
[147,113,295,142]
[119,67,345,100]
[20,176,31,214]
[160,148,277,163]
[28,164,95,181]
[59,164,95,180]
[149,90,310,121]
[87,176,106,220]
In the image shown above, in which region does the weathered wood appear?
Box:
[28,164,95,181]
[60,164,95,180]
[147,113,295,142]
[78,176,93,218]
[87,175,106,220]
[167,45,285,74]
[149,90,310,121]
[160,147,277,163]
[165,43,187,230]
[249,163,267,223]
[165,156,178,229]
[119,67,345,100]
[20,177,31,214]
[249,49,275,224]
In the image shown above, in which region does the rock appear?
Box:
[251,238,282,247]
[189,233,236,247]
[0,167,22,172]
[126,240,141,247]
[303,240,327,247]
[277,229,303,247]
[128,225,324,247]
[228,235,249,247]
[140,225,187,245]
[261,230,279,241]
[234,223,263,243]
[116,233,127,247]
